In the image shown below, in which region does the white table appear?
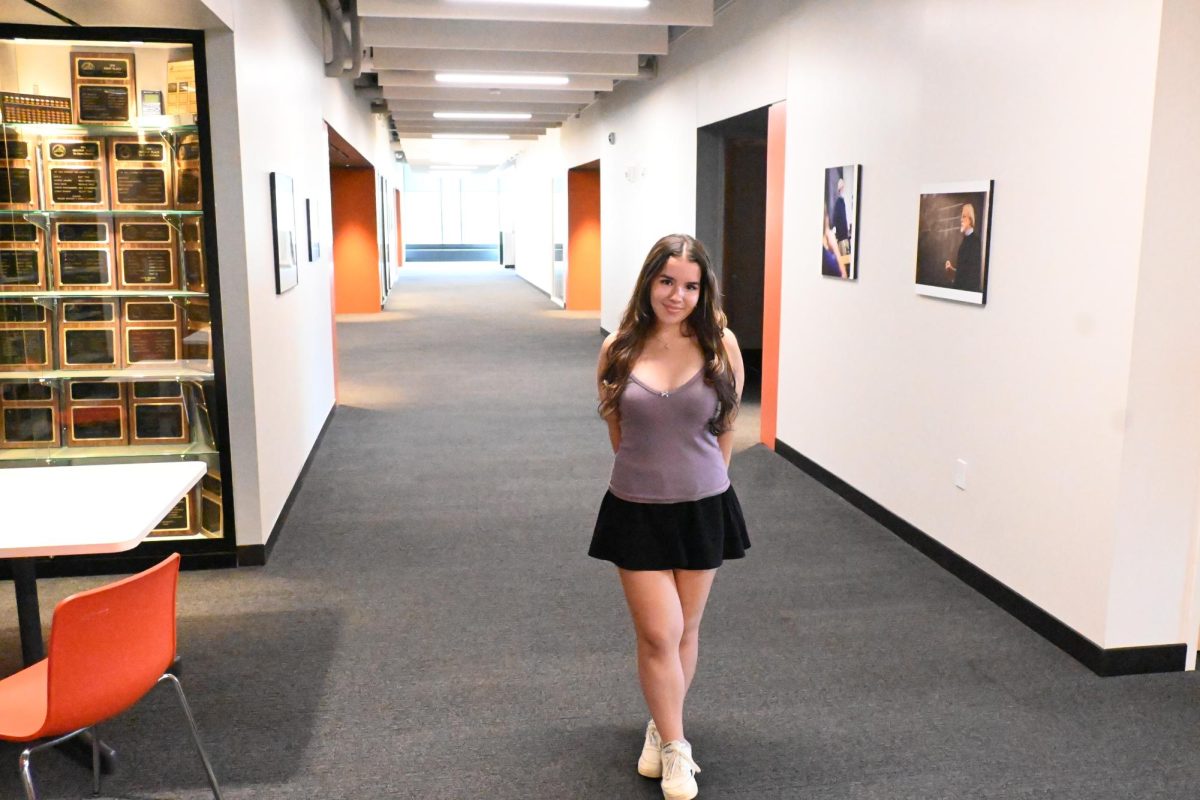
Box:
[1,461,207,662]
[1,461,206,773]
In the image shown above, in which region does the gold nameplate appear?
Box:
[181,217,206,291]
[0,130,38,212]
[71,51,137,127]
[0,223,46,292]
[109,137,172,211]
[151,492,196,536]
[123,300,181,365]
[129,379,189,445]
[116,219,178,289]
[42,137,109,212]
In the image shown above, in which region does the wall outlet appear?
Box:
[954,459,968,490]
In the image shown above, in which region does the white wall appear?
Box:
[205,0,399,548]
[513,0,1200,652]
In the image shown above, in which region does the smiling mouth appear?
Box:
[664,304,684,313]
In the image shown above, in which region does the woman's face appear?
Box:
[649,253,702,327]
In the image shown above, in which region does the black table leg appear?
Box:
[10,559,45,666]
[8,559,117,775]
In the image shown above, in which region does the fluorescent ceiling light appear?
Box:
[451,0,649,6]
[431,133,511,140]
[433,112,532,121]
[436,73,569,86]
[430,164,485,170]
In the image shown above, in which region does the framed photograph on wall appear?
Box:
[821,164,861,280]
[915,180,994,305]
[270,172,299,294]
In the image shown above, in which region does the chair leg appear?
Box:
[91,725,101,796]
[158,673,224,800]
[17,729,88,800]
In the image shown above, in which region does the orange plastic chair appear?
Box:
[0,553,223,800]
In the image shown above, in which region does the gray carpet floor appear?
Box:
[4,262,1200,799]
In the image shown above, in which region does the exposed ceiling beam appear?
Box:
[398,131,541,140]
[361,18,669,55]
[377,71,616,93]
[358,0,713,27]
[387,119,561,130]
[370,48,641,76]
[388,112,568,125]
[382,86,596,104]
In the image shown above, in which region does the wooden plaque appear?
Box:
[151,491,197,537]
[42,137,108,212]
[175,133,202,211]
[0,301,52,372]
[52,218,115,292]
[64,379,127,446]
[129,379,189,445]
[109,137,172,211]
[58,298,120,370]
[0,381,59,448]
[0,130,38,212]
[116,218,178,289]
[71,51,137,127]
[123,299,181,365]
[180,217,206,291]
[182,297,211,361]
[0,222,46,292]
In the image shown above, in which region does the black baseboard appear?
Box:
[237,403,336,567]
[773,439,1187,677]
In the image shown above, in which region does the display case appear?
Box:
[0,26,234,571]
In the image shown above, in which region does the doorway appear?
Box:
[567,160,601,311]
[328,124,380,314]
[696,107,769,443]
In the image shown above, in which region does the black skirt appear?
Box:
[588,486,751,571]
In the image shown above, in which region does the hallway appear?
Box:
[3,263,1200,799]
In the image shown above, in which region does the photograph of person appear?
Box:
[821,164,860,279]
[914,180,993,304]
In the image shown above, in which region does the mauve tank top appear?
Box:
[608,368,730,504]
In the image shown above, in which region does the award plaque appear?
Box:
[109,137,172,211]
[65,379,127,446]
[42,137,109,212]
[182,298,211,361]
[71,51,137,126]
[200,469,222,537]
[151,491,197,537]
[52,218,115,291]
[0,130,38,211]
[0,222,46,292]
[116,218,178,289]
[0,301,52,372]
[58,299,120,370]
[181,217,206,291]
[123,299,181,364]
[0,380,59,449]
[175,133,202,211]
[130,379,189,445]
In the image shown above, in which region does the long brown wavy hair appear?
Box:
[598,234,738,435]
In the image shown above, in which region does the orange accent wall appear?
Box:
[566,168,601,311]
[331,167,380,314]
[761,101,786,448]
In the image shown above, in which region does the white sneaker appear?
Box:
[637,719,662,778]
[660,739,700,800]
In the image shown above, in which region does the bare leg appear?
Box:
[674,568,717,696]
[619,568,686,743]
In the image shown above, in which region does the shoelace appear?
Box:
[661,745,701,780]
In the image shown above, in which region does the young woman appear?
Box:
[589,233,750,800]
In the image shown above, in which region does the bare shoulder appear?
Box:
[600,330,619,356]
[721,327,742,357]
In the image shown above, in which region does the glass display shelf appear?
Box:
[0,362,214,381]
[0,290,209,299]
[0,209,204,218]
[0,121,199,136]
[0,442,218,463]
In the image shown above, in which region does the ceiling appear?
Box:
[353,0,718,172]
